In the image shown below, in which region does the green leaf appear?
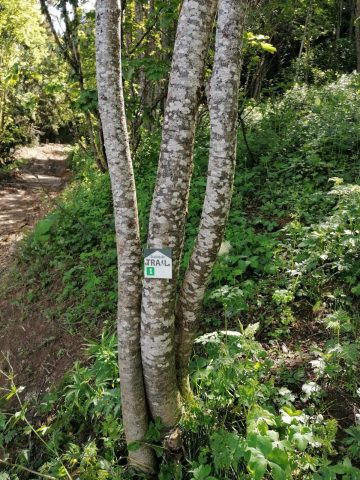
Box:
[210,429,244,472]
[260,42,277,54]
[247,448,267,479]
[268,448,290,472]
[35,218,53,236]
[0,415,6,430]
[244,322,260,338]
[191,464,217,480]
[5,390,15,401]
[247,432,273,457]
[269,462,287,480]
[127,441,141,452]
[292,431,312,451]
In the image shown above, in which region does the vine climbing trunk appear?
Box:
[140,0,218,427]
[175,0,246,398]
[95,0,155,473]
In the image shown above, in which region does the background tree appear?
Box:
[356,0,360,71]
[40,0,108,171]
[0,0,71,160]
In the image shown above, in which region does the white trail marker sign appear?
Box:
[144,248,173,279]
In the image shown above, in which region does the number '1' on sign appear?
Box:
[144,248,172,279]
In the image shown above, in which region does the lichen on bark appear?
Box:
[175,0,247,397]
[95,0,155,472]
[140,0,218,426]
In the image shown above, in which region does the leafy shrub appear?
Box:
[181,328,360,480]
[2,328,360,479]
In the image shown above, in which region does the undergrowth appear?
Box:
[1,73,360,478]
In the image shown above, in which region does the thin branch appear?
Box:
[128,7,165,55]
[39,0,76,70]
[238,114,256,165]
[0,459,57,480]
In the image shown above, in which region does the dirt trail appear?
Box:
[0,144,70,272]
[0,144,86,402]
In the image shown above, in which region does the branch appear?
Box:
[175,0,245,398]
[0,460,57,480]
[238,114,256,166]
[39,0,76,70]
[128,7,165,55]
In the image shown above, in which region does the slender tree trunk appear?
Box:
[140,0,217,427]
[175,0,245,398]
[350,0,355,40]
[336,0,344,41]
[356,0,360,72]
[96,111,108,168]
[0,90,6,135]
[39,0,76,69]
[135,0,146,94]
[238,2,250,86]
[295,1,312,82]
[250,53,267,100]
[95,0,155,473]
[86,110,107,172]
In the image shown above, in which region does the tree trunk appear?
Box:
[95,0,155,473]
[140,0,218,427]
[175,0,245,398]
[356,0,360,72]
[97,0,249,472]
[250,53,267,100]
[295,1,312,82]
[86,110,107,172]
[336,0,344,41]
[0,90,6,135]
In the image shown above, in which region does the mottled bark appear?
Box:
[95,0,155,472]
[175,0,245,397]
[141,0,217,426]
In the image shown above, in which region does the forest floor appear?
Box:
[0,144,85,402]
